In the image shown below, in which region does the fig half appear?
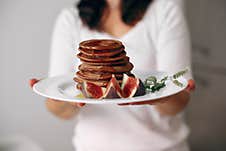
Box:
[121,74,139,98]
[121,74,146,98]
[103,75,123,98]
[81,81,106,99]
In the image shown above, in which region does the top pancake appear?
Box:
[79,39,123,51]
[78,46,124,57]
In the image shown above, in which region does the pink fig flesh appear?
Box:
[121,74,139,98]
[104,75,123,98]
[81,82,105,99]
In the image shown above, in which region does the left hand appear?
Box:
[30,78,85,108]
[119,79,195,106]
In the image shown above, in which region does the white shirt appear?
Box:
[49,0,192,151]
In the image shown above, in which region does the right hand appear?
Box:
[29,78,85,108]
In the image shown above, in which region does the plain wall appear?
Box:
[0,0,76,151]
[0,0,226,151]
[186,0,226,150]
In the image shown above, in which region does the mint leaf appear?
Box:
[173,80,183,87]
[173,69,188,79]
[150,82,166,92]
[145,76,157,85]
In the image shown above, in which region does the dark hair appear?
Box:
[77,0,153,30]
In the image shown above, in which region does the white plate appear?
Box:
[33,71,188,104]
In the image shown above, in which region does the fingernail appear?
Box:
[186,80,195,92]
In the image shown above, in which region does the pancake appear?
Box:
[75,39,134,88]
[74,76,123,87]
[79,57,129,66]
[78,63,134,73]
[74,77,108,87]
[76,71,124,80]
[78,46,124,57]
[79,39,123,50]
[77,51,127,62]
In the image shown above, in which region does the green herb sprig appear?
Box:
[173,69,188,79]
[144,69,188,93]
[172,79,183,87]
[145,76,168,93]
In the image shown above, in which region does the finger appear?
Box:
[118,103,131,106]
[130,101,158,105]
[71,102,85,108]
[119,102,152,106]
[130,97,169,105]
[130,102,148,105]
[186,79,195,92]
[29,79,39,88]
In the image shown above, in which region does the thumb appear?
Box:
[186,79,195,92]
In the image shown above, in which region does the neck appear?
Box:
[106,0,121,10]
[101,11,132,38]
[101,0,133,38]
[101,1,123,30]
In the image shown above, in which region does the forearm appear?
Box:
[46,99,80,120]
[155,91,190,116]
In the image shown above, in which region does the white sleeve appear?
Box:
[156,1,192,79]
[48,9,80,77]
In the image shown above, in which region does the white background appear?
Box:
[0,0,76,151]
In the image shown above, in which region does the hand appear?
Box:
[119,79,195,106]
[29,78,85,108]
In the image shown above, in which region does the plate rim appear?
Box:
[33,72,188,104]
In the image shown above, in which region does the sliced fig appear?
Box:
[103,75,123,98]
[121,74,139,98]
[81,81,106,99]
[134,79,146,96]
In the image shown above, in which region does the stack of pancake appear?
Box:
[74,39,134,89]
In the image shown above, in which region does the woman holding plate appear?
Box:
[30,0,195,150]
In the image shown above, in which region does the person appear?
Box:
[30,0,195,150]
